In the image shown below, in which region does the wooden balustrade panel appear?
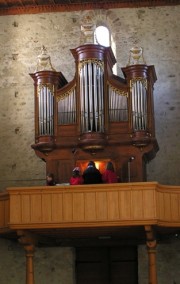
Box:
[156,185,180,225]
[84,192,96,220]
[21,195,30,223]
[6,183,156,229]
[51,193,63,221]
[5,182,180,230]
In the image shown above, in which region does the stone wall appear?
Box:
[0,6,179,190]
[1,237,180,284]
[0,5,179,284]
[0,238,75,284]
[138,239,180,284]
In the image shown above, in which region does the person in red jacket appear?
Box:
[70,167,84,185]
[102,161,118,183]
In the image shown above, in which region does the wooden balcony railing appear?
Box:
[0,192,10,233]
[0,182,180,234]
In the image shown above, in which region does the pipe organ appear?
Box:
[30,44,159,183]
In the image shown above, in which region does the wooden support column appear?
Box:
[17,230,37,284]
[146,239,157,284]
[145,225,158,284]
[24,244,35,284]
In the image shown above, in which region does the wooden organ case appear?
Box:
[30,44,159,183]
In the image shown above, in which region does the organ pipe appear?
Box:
[130,78,147,131]
[108,84,128,122]
[57,86,76,125]
[38,83,54,136]
[79,59,104,133]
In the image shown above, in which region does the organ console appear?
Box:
[30,43,159,183]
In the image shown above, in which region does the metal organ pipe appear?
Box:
[97,65,101,130]
[38,87,42,134]
[93,63,98,132]
[131,85,135,127]
[46,86,49,134]
[50,87,54,134]
[84,63,89,131]
[140,81,144,129]
[88,62,93,131]
[80,69,85,132]
[143,83,147,129]
[42,87,45,134]
[38,84,54,136]
[137,81,140,129]
[45,87,47,133]
[108,85,128,122]
[131,79,147,131]
[79,59,104,133]
[57,86,76,125]
[71,89,75,124]
[99,68,104,132]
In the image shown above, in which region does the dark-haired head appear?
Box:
[47,173,54,179]
[72,167,80,177]
[46,173,55,186]
[88,161,95,167]
[106,161,115,172]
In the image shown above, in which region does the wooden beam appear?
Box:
[0,1,179,16]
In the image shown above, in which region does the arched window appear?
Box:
[94,25,117,74]
[94,26,110,47]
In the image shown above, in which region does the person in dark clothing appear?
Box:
[83,161,102,184]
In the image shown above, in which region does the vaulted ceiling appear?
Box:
[0,0,179,16]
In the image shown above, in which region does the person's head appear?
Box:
[88,161,96,168]
[72,167,80,177]
[106,161,115,172]
[46,173,54,182]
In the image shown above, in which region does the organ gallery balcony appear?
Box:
[1,182,180,284]
[0,182,180,244]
